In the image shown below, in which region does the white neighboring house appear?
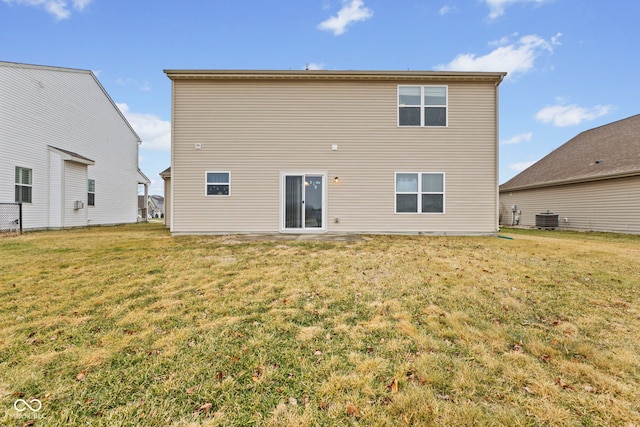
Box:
[0,61,150,230]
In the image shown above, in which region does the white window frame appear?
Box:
[88,179,95,206]
[397,85,448,127]
[279,171,327,233]
[15,166,32,204]
[205,171,231,197]
[394,172,445,214]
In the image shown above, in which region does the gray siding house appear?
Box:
[0,61,149,230]
[164,69,506,235]
[499,114,640,234]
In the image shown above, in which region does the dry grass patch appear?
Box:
[1,224,639,426]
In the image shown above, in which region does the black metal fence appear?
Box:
[0,203,22,234]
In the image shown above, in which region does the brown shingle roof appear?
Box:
[500,114,640,191]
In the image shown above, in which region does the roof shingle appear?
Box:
[500,114,640,191]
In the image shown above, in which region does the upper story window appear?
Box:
[206,172,230,196]
[398,85,447,127]
[88,179,96,206]
[15,166,32,203]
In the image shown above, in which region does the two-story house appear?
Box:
[0,61,149,230]
[163,69,506,235]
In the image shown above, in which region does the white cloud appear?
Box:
[535,103,612,127]
[435,33,561,77]
[117,103,171,151]
[483,0,552,21]
[72,0,90,10]
[509,161,537,171]
[501,132,532,145]
[305,62,326,70]
[2,0,92,20]
[318,0,373,36]
[439,5,453,15]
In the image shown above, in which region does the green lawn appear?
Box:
[1,224,639,426]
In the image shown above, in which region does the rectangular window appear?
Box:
[88,179,95,206]
[206,172,230,196]
[398,85,447,127]
[395,172,445,213]
[15,166,32,203]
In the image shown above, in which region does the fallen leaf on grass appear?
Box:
[512,341,524,353]
[346,402,360,418]
[252,365,265,382]
[584,385,597,393]
[406,369,427,385]
[195,403,213,414]
[554,377,572,390]
[386,378,399,393]
[76,371,87,381]
[523,386,535,395]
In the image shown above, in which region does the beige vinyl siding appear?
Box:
[163,176,171,228]
[499,176,640,234]
[171,78,499,234]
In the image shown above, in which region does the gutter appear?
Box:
[499,170,640,193]
[164,69,507,83]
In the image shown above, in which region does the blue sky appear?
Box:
[2,0,639,195]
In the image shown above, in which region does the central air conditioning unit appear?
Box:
[535,212,558,229]
[74,201,84,210]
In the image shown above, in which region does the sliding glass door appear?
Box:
[283,173,324,231]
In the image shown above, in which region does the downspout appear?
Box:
[494,76,504,232]
[169,79,175,233]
